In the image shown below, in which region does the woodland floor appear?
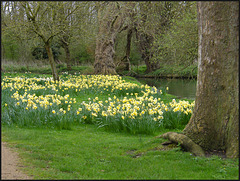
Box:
[1,142,33,180]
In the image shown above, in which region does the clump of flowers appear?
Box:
[1,74,195,133]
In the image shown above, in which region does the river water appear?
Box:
[137,78,197,100]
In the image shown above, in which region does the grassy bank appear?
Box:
[1,72,238,179]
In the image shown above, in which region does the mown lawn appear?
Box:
[2,125,239,180]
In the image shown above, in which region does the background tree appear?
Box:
[20,2,81,80]
[1,1,35,64]
[65,1,97,66]
[160,1,239,158]
[2,1,199,74]
[152,2,198,67]
[134,2,178,73]
[116,2,137,72]
[94,2,135,75]
[57,2,90,70]
[94,2,121,74]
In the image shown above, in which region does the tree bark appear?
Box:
[60,37,72,71]
[135,30,158,73]
[94,2,123,75]
[45,42,59,81]
[64,44,71,71]
[119,28,133,71]
[159,2,239,158]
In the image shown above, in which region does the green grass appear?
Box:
[2,59,197,78]
[2,59,94,75]
[2,125,239,180]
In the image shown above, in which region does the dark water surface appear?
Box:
[137,78,197,100]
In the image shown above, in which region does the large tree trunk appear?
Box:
[45,42,59,81]
[183,1,239,158]
[159,2,239,158]
[94,2,123,75]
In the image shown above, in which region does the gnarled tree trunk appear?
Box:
[159,1,239,158]
[94,2,124,75]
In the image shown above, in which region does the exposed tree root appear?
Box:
[157,132,205,157]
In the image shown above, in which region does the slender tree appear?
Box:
[116,2,136,72]
[122,28,133,71]
[58,2,89,70]
[160,1,239,158]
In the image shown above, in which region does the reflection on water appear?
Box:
[137,78,197,100]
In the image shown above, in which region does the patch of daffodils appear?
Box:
[2,74,195,132]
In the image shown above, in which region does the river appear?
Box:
[137,78,197,100]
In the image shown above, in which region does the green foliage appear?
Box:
[149,64,198,78]
[152,2,198,66]
[74,45,94,64]
[1,34,20,60]
[31,43,61,60]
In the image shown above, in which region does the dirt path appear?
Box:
[1,142,33,180]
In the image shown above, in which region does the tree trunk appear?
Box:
[45,42,59,81]
[61,40,72,71]
[135,30,158,73]
[124,28,132,71]
[158,2,239,158]
[94,2,124,75]
[94,36,117,75]
[183,2,239,158]
[134,2,160,73]
[118,28,133,72]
